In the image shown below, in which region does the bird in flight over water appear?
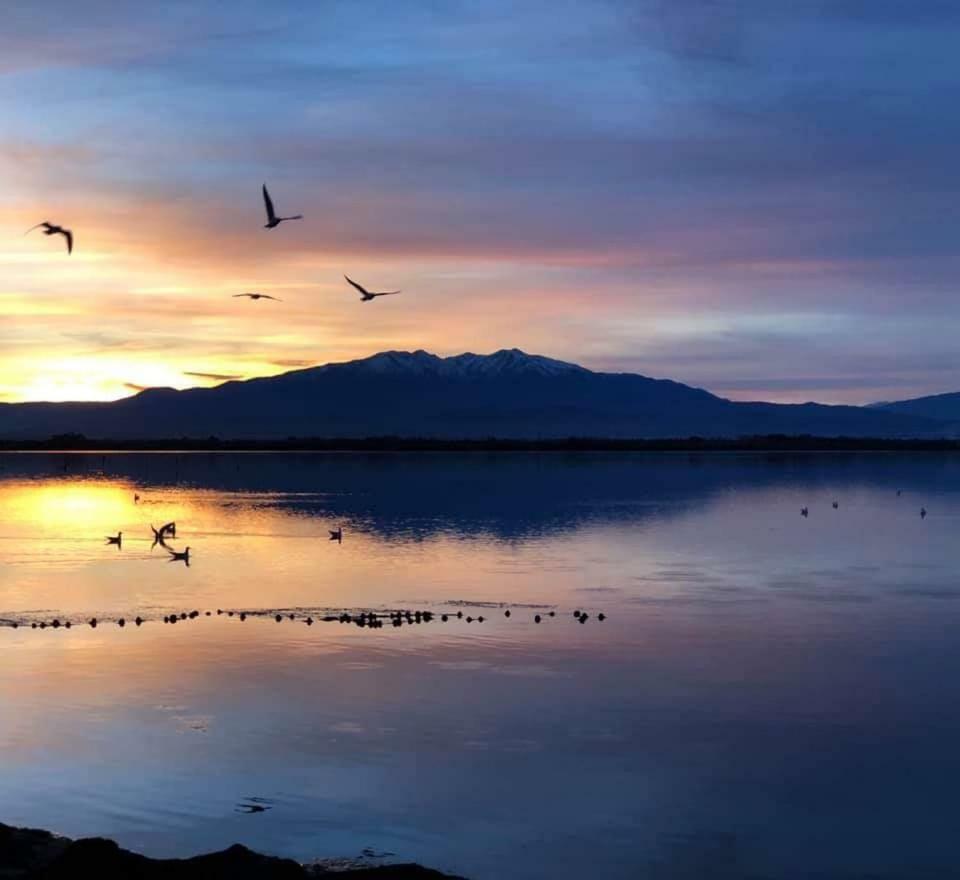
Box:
[25,221,73,254]
[344,275,401,302]
[262,184,302,229]
[233,293,282,301]
[166,546,191,567]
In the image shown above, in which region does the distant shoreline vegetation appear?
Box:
[2,433,960,452]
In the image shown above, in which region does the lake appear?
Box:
[2,452,960,879]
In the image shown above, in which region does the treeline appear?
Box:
[1,433,959,452]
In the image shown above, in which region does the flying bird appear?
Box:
[344,275,401,302]
[261,184,302,229]
[25,221,73,254]
[233,293,282,301]
[166,546,191,567]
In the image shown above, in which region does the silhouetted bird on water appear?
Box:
[233,292,282,302]
[329,527,343,543]
[150,524,167,550]
[25,221,73,254]
[801,507,809,517]
[262,183,302,229]
[166,546,190,566]
[832,501,839,509]
[344,275,401,302]
[134,493,140,504]
[160,522,176,539]
[921,507,927,519]
[106,532,122,547]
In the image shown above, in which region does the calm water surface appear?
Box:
[2,452,960,879]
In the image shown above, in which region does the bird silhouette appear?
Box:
[800,507,809,517]
[106,532,122,547]
[832,501,839,509]
[150,524,166,550]
[329,527,343,543]
[262,184,302,229]
[344,275,401,302]
[233,293,282,301]
[921,507,928,519]
[25,221,73,254]
[160,521,176,539]
[167,546,190,566]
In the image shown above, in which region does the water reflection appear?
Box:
[1,453,960,879]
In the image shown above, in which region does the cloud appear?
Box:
[183,371,243,382]
[270,359,316,369]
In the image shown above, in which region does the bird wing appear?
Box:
[372,290,401,297]
[233,293,253,298]
[62,229,73,254]
[23,222,46,235]
[262,295,283,301]
[344,275,370,296]
[262,184,276,221]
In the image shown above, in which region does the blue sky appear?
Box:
[1,0,959,403]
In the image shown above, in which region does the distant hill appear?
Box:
[0,348,951,440]
[873,391,960,424]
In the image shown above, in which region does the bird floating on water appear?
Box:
[160,522,176,539]
[25,221,73,254]
[921,507,927,519]
[832,501,839,509]
[233,292,282,302]
[262,184,302,229]
[801,507,809,517]
[329,527,343,543]
[344,275,401,302]
[106,532,122,547]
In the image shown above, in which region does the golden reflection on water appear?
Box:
[0,474,630,619]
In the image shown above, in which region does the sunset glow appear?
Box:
[2,2,959,405]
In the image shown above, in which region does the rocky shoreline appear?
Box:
[0,823,464,879]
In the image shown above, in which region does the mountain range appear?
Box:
[0,348,956,440]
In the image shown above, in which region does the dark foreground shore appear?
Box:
[0,824,464,879]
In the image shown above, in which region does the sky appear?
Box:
[2,0,959,405]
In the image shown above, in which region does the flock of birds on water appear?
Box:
[1,488,609,634]
[5,606,606,634]
[2,485,935,636]
[26,185,401,304]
